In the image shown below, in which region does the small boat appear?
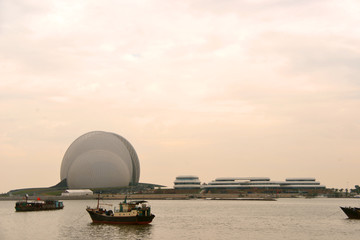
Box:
[15,195,64,212]
[340,206,360,219]
[86,196,155,224]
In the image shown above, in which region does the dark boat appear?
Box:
[15,195,64,212]
[86,196,155,224]
[340,207,360,219]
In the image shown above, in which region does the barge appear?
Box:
[15,196,64,212]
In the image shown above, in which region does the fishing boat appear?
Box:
[340,206,360,219]
[86,196,155,224]
[15,195,64,212]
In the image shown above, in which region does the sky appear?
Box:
[1,0,360,193]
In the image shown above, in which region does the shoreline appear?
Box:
[0,193,354,201]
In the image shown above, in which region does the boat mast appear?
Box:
[97,193,100,209]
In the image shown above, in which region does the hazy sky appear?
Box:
[1,0,360,193]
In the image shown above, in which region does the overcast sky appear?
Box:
[1,0,360,193]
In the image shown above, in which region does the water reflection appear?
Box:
[87,223,153,239]
[60,220,153,240]
[91,222,153,234]
[344,218,360,224]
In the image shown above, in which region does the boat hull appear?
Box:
[15,201,64,212]
[340,207,360,219]
[86,209,155,224]
[15,206,64,212]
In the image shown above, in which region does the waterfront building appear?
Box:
[202,177,325,192]
[174,175,201,189]
[61,189,93,196]
[61,131,140,189]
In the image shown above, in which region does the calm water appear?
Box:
[1,198,360,240]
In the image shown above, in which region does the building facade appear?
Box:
[60,131,140,189]
[174,175,201,189]
[202,177,325,193]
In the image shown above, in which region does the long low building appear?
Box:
[202,177,325,190]
[61,189,93,196]
[173,176,326,192]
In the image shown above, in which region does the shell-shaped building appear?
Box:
[60,131,140,189]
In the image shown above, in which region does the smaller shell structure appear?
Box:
[60,131,140,189]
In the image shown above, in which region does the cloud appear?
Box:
[1,0,360,191]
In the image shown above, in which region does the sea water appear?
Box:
[0,198,360,240]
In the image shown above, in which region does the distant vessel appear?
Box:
[15,195,64,212]
[205,197,276,201]
[86,196,155,224]
[340,206,360,219]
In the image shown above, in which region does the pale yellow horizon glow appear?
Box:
[1,0,360,193]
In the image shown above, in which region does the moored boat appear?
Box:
[15,195,64,212]
[86,196,155,224]
[340,206,360,219]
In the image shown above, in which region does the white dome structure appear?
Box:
[60,131,140,189]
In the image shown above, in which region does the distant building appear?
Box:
[60,131,140,189]
[202,177,325,192]
[61,189,93,196]
[174,175,201,189]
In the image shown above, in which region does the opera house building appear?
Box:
[60,131,140,189]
